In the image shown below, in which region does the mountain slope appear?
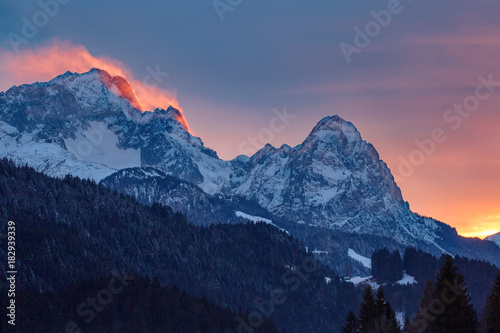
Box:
[1,69,499,268]
[100,167,276,226]
[486,232,500,247]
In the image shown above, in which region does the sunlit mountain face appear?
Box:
[0,40,187,130]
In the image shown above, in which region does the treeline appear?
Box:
[372,248,403,283]
[405,247,499,313]
[0,158,358,332]
[1,274,280,333]
[371,247,498,317]
[343,256,500,333]
[342,287,401,333]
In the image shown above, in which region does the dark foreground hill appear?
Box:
[0,158,358,332]
[1,275,280,333]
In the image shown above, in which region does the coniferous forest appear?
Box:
[343,255,500,333]
[1,275,281,333]
[0,159,358,332]
[1,157,499,333]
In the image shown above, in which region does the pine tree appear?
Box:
[342,311,360,333]
[359,286,377,333]
[410,280,434,332]
[413,256,478,333]
[375,288,400,333]
[484,270,500,333]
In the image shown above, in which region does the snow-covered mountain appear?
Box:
[1,69,499,269]
[229,116,428,246]
[486,232,500,248]
[0,68,228,187]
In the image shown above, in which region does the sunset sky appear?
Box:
[1,0,499,237]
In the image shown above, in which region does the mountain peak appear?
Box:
[93,68,143,111]
[303,115,362,148]
[312,115,359,134]
[66,69,190,130]
[141,106,190,132]
[48,68,142,111]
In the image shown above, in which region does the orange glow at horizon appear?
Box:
[0,39,189,132]
[461,230,499,239]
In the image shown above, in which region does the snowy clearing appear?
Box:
[396,273,417,285]
[348,248,372,269]
[235,211,289,234]
[345,276,380,289]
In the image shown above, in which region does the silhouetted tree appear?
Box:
[411,256,477,333]
[342,311,360,333]
[359,286,377,333]
[484,270,500,333]
[375,288,400,333]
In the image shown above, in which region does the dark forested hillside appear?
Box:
[0,158,358,332]
[1,275,280,333]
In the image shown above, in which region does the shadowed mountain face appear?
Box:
[1,69,499,268]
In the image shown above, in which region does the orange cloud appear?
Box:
[0,39,188,130]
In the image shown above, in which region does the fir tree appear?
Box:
[359,286,377,333]
[484,270,500,333]
[342,311,360,333]
[412,256,478,333]
[375,288,400,333]
[410,280,434,332]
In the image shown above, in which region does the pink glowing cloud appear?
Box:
[0,39,188,130]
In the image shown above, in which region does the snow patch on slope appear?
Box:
[64,121,141,170]
[235,211,288,234]
[396,273,417,285]
[348,248,372,269]
[0,121,116,181]
[345,276,380,289]
[395,312,405,329]
[235,211,272,224]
